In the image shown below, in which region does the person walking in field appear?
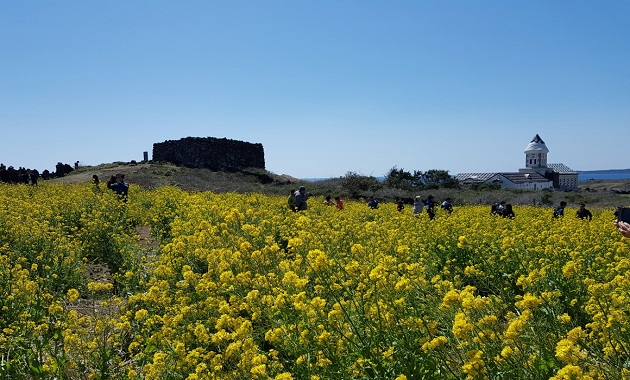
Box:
[287,189,296,211]
[491,201,506,215]
[412,196,424,216]
[576,203,593,221]
[396,198,405,212]
[367,196,379,209]
[324,195,335,206]
[441,198,453,214]
[553,201,567,218]
[294,186,309,211]
[502,203,515,219]
[335,196,344,210]
[107,173,129,201]
[425,195,437,220]
[26,169,39,186]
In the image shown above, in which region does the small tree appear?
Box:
[419,169,460,188]
[342,171,382,197]
[410,170,425,189]
[384,167,414,190]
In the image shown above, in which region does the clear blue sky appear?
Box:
[1,1,628,178]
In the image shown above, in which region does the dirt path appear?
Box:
[136,225,159,250]
[69,225,159,317]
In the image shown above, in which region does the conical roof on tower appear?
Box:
[524,134,549,153]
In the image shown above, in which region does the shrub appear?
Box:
[342,171,382,197]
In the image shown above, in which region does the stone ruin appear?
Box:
[152,137,265,171]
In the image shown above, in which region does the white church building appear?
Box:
[456,134,578,190]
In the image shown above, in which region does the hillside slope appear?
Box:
[49,162,630,209]
[49,162,300,194]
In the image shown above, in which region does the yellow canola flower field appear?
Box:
[1,182,629,379]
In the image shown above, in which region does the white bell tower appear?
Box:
[524,134,549,171]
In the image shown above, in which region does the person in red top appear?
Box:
[335,196,344,210]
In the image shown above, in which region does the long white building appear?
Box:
[456,134,578,190]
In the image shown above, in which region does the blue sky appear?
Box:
[1,1,628,178]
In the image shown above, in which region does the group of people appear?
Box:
[0,164,39,185]
[91,173,129,201]
[106,174,129,200]
[288,186,311,212]
[365,194,452,220]
[551,201,593,221]
[410,195,453,220]
[489,200,595,221]
[284,185,630,239]
[490,201,516,218]
[287,187,345,212]
[287,188,455,219]
[324,195,344,210]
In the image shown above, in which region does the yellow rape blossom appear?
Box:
[422,336,448,352]
[66,288,80,302]
[1,184,628,379]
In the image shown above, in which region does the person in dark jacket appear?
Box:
[367,196,379,209]
[396,198,405,212]
[425,195,437,220]
[553,201,567,218]
[576,203,593,221]
[502,203,515,219]
[107,173,129,201]
[294,186,309,211]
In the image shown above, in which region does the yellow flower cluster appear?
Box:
[1,182,629,379]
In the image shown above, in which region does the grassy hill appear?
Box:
[50,161,630,210]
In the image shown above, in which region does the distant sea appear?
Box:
[578,170,630,181]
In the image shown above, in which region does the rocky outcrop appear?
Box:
[152,137,265,171]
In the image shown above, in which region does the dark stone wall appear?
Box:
[152,137,265,171]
